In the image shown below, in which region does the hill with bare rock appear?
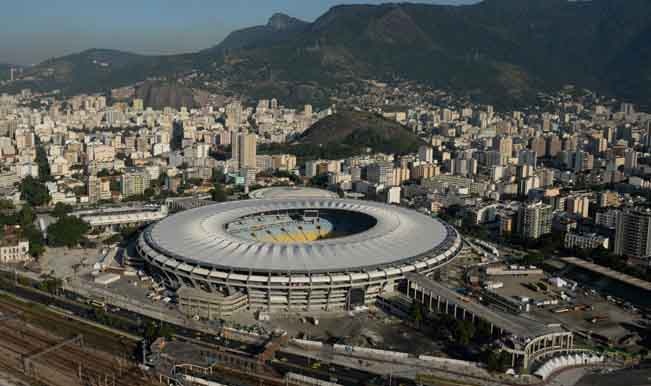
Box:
[300,110,422,154]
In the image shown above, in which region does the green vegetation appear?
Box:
[6,2,651,108]
[51,202,73,218]
[484,349,513,373]
[36,276,63,295]
[0,204,45,257]
[47,216,90,247]
[210,183,228,202]
[410,302,423,327]
[0,199,14,210]
[260,111,423,160]
[102,225,141,246]
[453,320,476,346]
[35,144,52,182]
[19,176,50,207]
[143,321,176,342]
[309,174,329,188]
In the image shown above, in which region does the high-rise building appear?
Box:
[518,176,540,197]
[367,162,394,186]
[271,154,297,171]
[590,136,608,154]
[121,168,151,198]
[643,120,651,151]
[239,133,257,171]
[88,176,112,203]
[546,136,562,157]
[132,98,144,111]
[418,145,434,164]
[624,149,638,171]
[494,135,513,160]
[621,102,635,116]
[411,163,439,180]
[225,102,243,129]
[597,191,620,208]
[614,208,651,258]
[231,132,257,172]
[518,149,537,168]
[450,157,478,177]
[516,201,552,240]
[529,137,546,158]
[573,150,593,172]
[392,167,410,186]
[617,125,633,143]
[566,195,590,218]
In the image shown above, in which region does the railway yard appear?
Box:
[0,295,161,386]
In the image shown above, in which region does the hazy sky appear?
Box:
[1,0,478,65]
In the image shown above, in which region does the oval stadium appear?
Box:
[137,199,462,315]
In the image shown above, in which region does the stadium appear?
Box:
[137,198,462,314]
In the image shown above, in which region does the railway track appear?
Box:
[0,297,160,386]
[0,294,138,355]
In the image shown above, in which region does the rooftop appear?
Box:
[144,199,456,273]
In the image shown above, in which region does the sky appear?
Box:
[0,0,478,65]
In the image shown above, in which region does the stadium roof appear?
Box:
[248,187,339,200]
[145,199,454,273]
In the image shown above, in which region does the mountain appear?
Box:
[205,0,651,108]
[205,13,309,53]
[259,110,423,159]
[135,81,210,109]
[301,110,422,154]
[5,1,651,108]
[19,49,197,96]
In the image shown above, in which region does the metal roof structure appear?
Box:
[144,199,452,273]
[248,187,339,200]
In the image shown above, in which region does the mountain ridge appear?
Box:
[5,0,651,108]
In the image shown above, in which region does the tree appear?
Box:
[143,188,155,201]
[0,199,14,210]
[485,349,512,372]
[109,179,121,192]
[454,320,476,345]
[37,277,63,295]
[51,202,73,218]
[19,176,50,207]
[211,183,228,202]
[309,174,328,187]
[23,224,45,257]
[35,145,51,182]
[18,204,35,227]
[212,168,226,184]
[143,321,176,342]
[47,216,90,247]
[97,169,111,178]
[410,302,423,326]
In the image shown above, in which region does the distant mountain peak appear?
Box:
[267,13,306,31]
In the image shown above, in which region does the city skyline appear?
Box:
[0,0,477,65]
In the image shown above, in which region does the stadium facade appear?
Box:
[137,198,461,313]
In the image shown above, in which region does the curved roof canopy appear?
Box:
[145,199,452,273]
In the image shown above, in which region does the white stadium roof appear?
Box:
[144,199,454,273]
[248,187,339,200]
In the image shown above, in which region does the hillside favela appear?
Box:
[2,1,651,385]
